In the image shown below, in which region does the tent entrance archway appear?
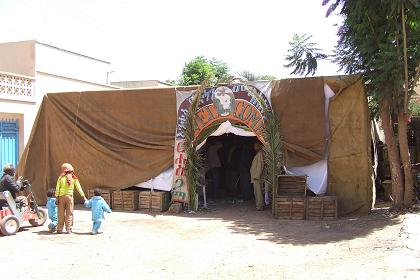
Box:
[200,134,259,206]
[172,84,273,207]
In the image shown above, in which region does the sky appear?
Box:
[0,0,343,82]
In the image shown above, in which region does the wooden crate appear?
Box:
[306,196,337,220]
[112,190,139,211]
[277,175,307,196]
[275,196,306,220]
[138,191,170,212]
[87,189,112,208]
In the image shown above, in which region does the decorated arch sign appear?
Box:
[172,82,272,203]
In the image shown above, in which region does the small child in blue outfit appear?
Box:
[46,188,58,232]
[84,188,112,235]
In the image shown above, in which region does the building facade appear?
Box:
[110,80,171,88]
[0,40,118,168]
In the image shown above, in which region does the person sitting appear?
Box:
[0,164,27,208]
[1,164,22,198]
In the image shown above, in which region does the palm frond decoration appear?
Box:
[262,110,283,215]
[242,82,283,215]
[194,120,225,147]
[183,78,282,214]
[184,79,209,211]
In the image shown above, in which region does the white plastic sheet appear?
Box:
[196,120,256,149]
[323,83,335,159]
[133,167,173,191]
[288,160,328,195]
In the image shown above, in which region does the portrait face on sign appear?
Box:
[212,86,236,116]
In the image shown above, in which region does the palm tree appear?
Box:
[284,33,328,76]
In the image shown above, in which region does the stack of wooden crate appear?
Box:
[275,175,307,220]
[138,191,170,212]
[306,196,338,220]
[274,175,338,220]
[87,189,112,208]
[112,190,139,211]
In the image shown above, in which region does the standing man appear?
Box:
[250,141,265,211]
[55,163,87,234]
[239,141,254,200]
[206,138,223,198]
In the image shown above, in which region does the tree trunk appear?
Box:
[397,112,414,207]
[379,99,404,208]
[401,3,409,114]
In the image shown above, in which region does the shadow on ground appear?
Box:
[35,199,408,245]
[137,199,405,245]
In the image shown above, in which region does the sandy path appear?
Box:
[0,201,419,280]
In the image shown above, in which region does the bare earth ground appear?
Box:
[0,200,419,280]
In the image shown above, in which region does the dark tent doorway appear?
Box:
[199,134,263,209]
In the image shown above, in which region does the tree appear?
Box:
[236,70,277,81]
[323,0,420,208]
[284,33,328,76]
[179,56,232,86]
[209,58,232,84]
[165,79,177,86]
[237,70,257,81]
[257,74,277,81]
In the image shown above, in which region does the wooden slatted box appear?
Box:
[88,189,112,208]
[277,175,307,196]
[139,191,170,212]
[275,196,306,220]
[112,190,139,211]
[306,196,337,220]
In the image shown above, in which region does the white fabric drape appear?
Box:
[134,167,173,191]
[196,120,256,149]
[287,160,328,195]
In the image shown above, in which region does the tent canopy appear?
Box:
[18,76,373,215]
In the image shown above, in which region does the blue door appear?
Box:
[0,120,19,170]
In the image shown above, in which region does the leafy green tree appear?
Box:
[323,0,420,208]
[179,56,232,86]
[409,98,420,116]
[257,74,277,81]
[237,70,257,81]
[209,58,232,84]
[165,79,178,86]
[284,33,328,76]
[237,70,277,81]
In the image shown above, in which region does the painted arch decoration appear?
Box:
[171,82,272,203]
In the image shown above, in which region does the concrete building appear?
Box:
[0,40,118,168]
[111,80,172,88]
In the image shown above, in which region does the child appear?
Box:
[84,188,112,235]
[46,188,58,232]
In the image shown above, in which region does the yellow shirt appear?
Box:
[55,176,85,198]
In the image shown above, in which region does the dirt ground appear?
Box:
[1,200,419,280]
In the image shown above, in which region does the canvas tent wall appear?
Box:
[17,76,373,215]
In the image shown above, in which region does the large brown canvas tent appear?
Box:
[18,75,373,215]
